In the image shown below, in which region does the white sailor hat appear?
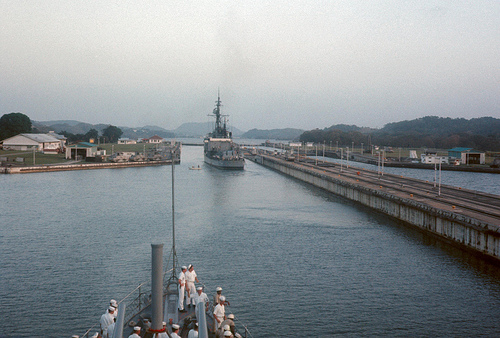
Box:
[72,335,79,338]
[162,321,166,326]
[108,306,115,311]
[224,331,232,337]
[219,296,225,302]
[181,266,187,270]
[216,287,222,291]
[172,324,180,330]
[197,286,203,291]
[223,324,230,331]
[235,333,242,338]
[195,322,199,327]
[110,299,117,306]
[227,314,234,319]
[133,326,141,331]
[188,264,193,269]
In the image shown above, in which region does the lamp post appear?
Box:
[434,160,437,188]
[438,161,442,196]
[340,148,343,172]
[381,150,385,176]
[377,151,381,177]
[322,141,325,163]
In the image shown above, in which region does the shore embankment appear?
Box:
[0,160,177,174]
[247,152,500,263]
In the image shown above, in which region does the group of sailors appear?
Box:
[98,299,119,338]
[178,264,242,338]
[127,321,198,338]
[178,264,201,312]
[81,263,243,338]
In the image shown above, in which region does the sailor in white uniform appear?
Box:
[171,323,181,338]
[213,286,223,306]
[109,299,118,318]
[127,326,141,338]
[106,318,116,338]
[185,264,200,307]
[178,266,188,311]
[100,306,115,338]
[219,314,235,336]
[188,322,199,338]
[213,296,226,329]
[194,286,209,319]
[156,321,168,338]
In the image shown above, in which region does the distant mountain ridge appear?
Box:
[31,120,245,139]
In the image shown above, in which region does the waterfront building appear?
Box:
[1,133,62,153]
[118,138,137,145]
[65,142,105,160]
[144,135,164,144]
[420,152,449,164]
[448,147,485,165]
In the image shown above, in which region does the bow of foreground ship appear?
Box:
[203,93,245,170]
[78,156,251,338]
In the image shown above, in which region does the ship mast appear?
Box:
[168,148,179,281]
[209,89,229,138]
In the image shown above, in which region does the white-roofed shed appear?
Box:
[1,133,62,153]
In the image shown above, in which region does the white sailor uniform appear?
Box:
[178,270,186,310]
[185,269,197,306]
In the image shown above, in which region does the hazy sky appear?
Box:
[1,1,499,131]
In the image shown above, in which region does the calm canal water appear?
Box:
[1,145,499,337]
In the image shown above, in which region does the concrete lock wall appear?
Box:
[259,156,500,262]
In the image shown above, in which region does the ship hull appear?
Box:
[204,154,245,169]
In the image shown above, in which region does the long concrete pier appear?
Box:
[247,152,500,263]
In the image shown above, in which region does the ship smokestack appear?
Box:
[151,243,164,332]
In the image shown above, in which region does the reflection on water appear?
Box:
[0,145,499,337]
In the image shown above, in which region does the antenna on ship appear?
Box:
[166,148,179,282]
[171,149,178,273]
[207,88,229,138]
[164,146,181,325]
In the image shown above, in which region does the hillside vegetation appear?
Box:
[300,116,500,151]
[242,128,304,140]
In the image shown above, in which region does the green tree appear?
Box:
[85,128,99,142]
[0,112,32,140]
[102,125,123,143]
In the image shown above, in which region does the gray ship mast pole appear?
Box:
[171,150,176,273]
[215,90,221,133]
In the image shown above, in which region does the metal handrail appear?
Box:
[81,281,150,338]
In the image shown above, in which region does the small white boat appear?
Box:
[189,165,202,170]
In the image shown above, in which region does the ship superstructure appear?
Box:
[204,93,245,169]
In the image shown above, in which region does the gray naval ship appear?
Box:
[203,93,245,170]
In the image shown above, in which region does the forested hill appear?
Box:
[242,128,304,140]
[381,116,500,136]
[299,116,500,151]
